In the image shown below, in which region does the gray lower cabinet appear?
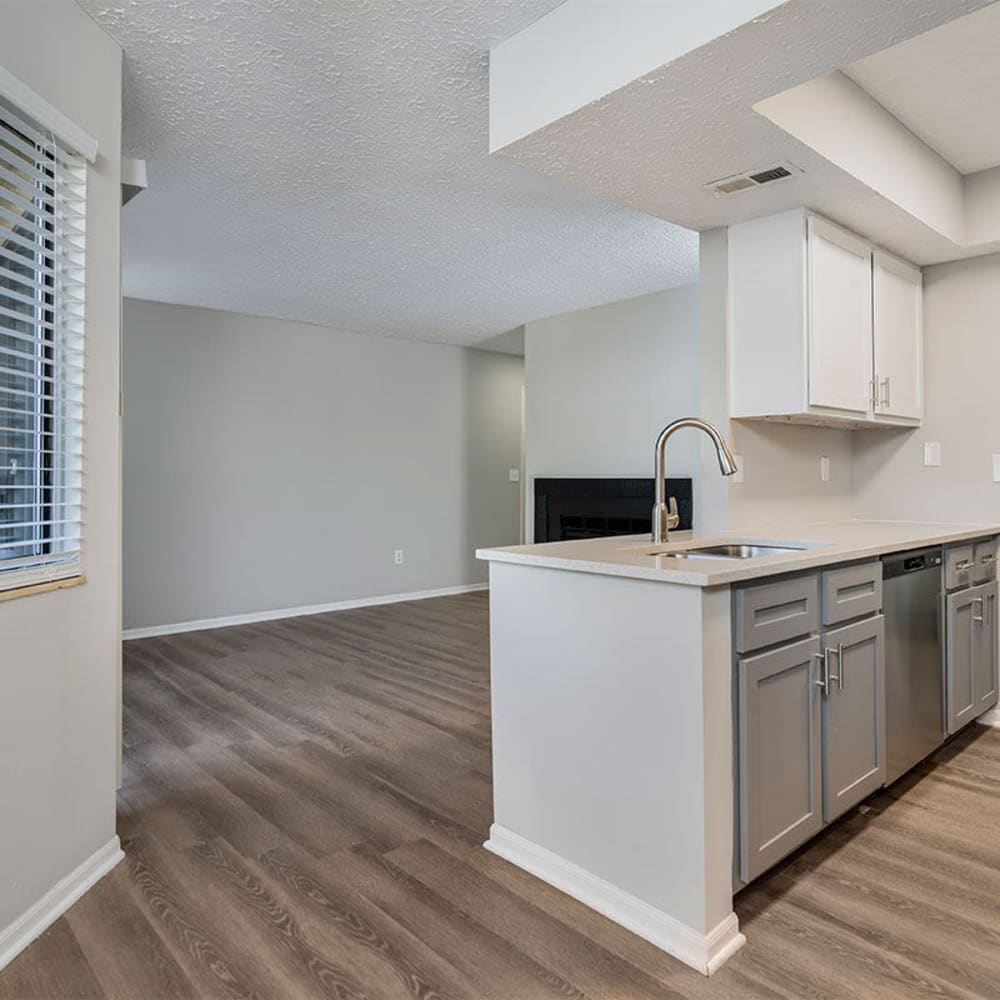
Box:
[736,577,886,883]
[737,636,823,883]
[947,580,999,733]
[821,615,886,822]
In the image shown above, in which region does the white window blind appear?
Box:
[0,96,86,593]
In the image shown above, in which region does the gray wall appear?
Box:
[122,300,523,630]
[524,287,701,539]
[0,4,122,939]
[855,252,1000,523]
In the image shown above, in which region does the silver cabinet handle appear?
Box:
[956,560,973,572]
[880,377,891,408]
[815,647,841,694]
[981,554,995,565]
[827,643,842,691]
[973,597,985,624]
[814,650,830,696]
[869,377,878,411]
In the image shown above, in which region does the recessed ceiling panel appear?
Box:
[845,3,1000,175]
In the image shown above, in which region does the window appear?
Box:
[0,97,86,593]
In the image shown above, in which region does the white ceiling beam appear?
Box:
[489,0,784,153]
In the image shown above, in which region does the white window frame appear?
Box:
[0,67,97,595]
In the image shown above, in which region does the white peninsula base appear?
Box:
[483,559,743,975]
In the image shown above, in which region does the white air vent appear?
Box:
[704,161,801,196]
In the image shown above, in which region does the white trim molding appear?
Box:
[484,824,745,976]
[123,583,489,640]
[0,837,123,972]
[977,707,1000,728]
[0,64,98,161]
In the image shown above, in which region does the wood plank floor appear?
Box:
[3,591,1000,999]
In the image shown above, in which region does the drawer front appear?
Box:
[973,539,997,585]
[946,545,975,591]
[821,560,883,626]
[735,574,820,654]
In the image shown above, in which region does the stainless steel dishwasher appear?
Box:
[882,547,945,784]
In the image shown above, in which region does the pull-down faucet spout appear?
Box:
[652,417,737,544]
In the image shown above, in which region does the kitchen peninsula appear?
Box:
[477,519,1000,975]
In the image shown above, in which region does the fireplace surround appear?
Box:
[533,477,693,543]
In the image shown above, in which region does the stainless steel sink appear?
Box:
[648,543,807,561]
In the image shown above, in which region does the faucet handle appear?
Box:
[650,497,682,543]
[666,496,680,529]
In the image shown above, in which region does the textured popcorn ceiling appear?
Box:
[77,0,698,346]
[495,0,996,267]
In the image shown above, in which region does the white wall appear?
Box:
[523,286,701,540]
[0,1,122,948]
[122,299,524,630]
[854,252,1000,523]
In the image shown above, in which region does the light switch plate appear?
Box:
[731,454,744,484]
[924,441,941,467]
[820,456,830,482]
[993,454,1000,484]
[508,468,520,483]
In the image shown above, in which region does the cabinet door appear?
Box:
[807,216,873,414]
[974,581,999,715]
[822,615,886,822]
[738,637,823,882]
[873,250,922,421]
[947,587,980,733]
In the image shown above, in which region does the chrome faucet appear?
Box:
[652,417,738,543]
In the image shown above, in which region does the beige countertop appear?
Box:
[476,520,1000,587]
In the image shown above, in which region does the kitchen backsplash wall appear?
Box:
[727,421,857,528]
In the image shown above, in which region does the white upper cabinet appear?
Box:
[806,216,873,415]
[872,250,923,422]
[729,209,922,429]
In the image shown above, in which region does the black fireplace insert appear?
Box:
[533,477,693,543]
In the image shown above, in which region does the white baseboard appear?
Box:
[484,824,745,976]
[977,706,1000,728]
[0,837,124,972]
[122,582,489,640]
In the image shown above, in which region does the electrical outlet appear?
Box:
[820,456,830,482]
[508,468,520,483]
[923,442,941,467]
[393,549,404,565]
[731,454,744,484]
